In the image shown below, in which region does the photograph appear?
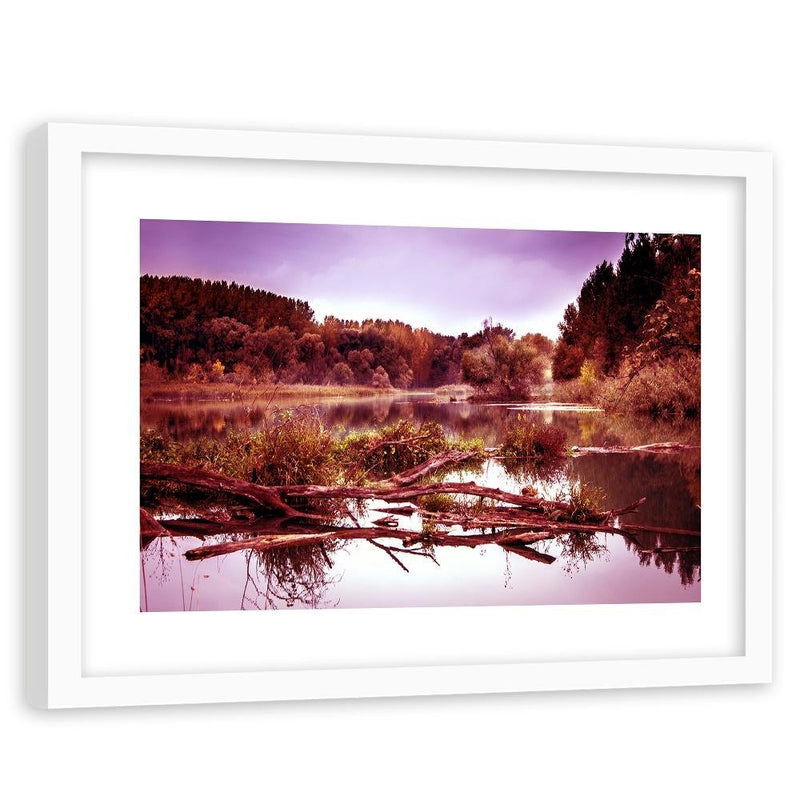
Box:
[139,220,701,612]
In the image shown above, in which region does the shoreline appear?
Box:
[140,381,429,403]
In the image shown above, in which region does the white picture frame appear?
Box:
[26,123,772,709]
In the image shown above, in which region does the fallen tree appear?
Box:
[570,441,699,456]
[141,448,700,570]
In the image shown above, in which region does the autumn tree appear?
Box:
[329,362,355,385]
[461,320,545,399]
[371,366,393,389]
[141,276,553,390]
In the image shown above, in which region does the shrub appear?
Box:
[232,362,253,385]
[371,365,393,389]
[208,359,226,382]
[185,363,206,383]
[551,341,585,381]
[499,415,568,460]
[250,409,338,486]
[461,324,545,399]
[141,415,486,490]
[140,362,167,384]
[339,420,450,479]
[597,354,700,419]
[551,377,597,405]
[579,361,597,395]
[141,409,339,487]
[140,428,173,461]
[329,362,355,386]
[564,480,607,523]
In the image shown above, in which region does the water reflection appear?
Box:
[140,456,700,612]
[624,534,701,587]
[142,394,700,449]
[140,396,700,611]
[241,545,342,610]
[572,452,700,531]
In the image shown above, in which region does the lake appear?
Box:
[140,392,701,611]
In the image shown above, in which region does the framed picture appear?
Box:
[26,123,772,708]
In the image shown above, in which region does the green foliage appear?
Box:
[461,349,495,390]
[499,415,568,460]
[140,428,176,462]
[140,276,476,388]
[551,341,584,381]
[551,233,701,419]
[140,362,167,384]
[338,420,450,479]
[539,478,607,524]
[550,360,599,403]
[208,359,225,382]
[330,362,355,385]
[450,435,486,455]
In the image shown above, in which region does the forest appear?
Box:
[140,273,554,393]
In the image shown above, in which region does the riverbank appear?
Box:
[141,380,408,404]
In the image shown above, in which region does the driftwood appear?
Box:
[141,448,699,570]
[179,523,564,562]
[141,449,476,513]
[140,462,319,520]
[570,442,699,457]
[143,461,615,522]
[500,543,557,565]
[375,504,418,516]
[140,508,168,537]
[386,449,478,486]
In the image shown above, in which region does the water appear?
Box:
[140,393,700,611]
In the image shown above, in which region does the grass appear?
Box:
[551,378,598,405]
[141,408,339,486]
[417,493,458,513]
[141,380,392,404]
[563,480,607,523]
[337,420,449,479]
[337,420,484,482]
[142,414,485,488]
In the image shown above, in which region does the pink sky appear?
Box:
[140,220,626,339]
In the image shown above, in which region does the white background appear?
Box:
[82,158,742,678]
[2,2,794,798]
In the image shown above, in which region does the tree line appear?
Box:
[141,274,553,390]
[141,231,699,402]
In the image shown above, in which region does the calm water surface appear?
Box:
[141,393,700,611]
